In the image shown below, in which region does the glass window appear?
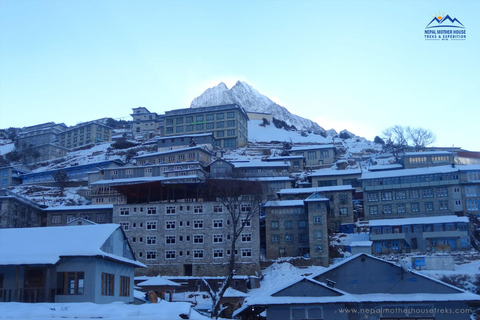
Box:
[56,272,85,295]
[101,273,115,295]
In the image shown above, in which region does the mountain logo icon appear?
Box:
[426,11,465,28]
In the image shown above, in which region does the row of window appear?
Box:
[130,233,252,245]
[368,201,450,215]
[367,188,450,202]
[137,152,197,165]
[56,272,129,297]
[60,126,109,137]
[295,150,330,159]
[467,200,480,211]
[271,233,324,243]
[166,125,237,137]
[270,216,323,230]
[165,112,236,125]
[121,218,251,231]
[119,204,252,216]
[371,223,468,234]
[141,248,252,260]
[465,186,479,197]
[51,213,108,224]
[364,173,459,187]
[120,205,209,216]
[467,171,480,182]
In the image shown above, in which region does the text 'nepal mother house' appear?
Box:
[0,224,145,303]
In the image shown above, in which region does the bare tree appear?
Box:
[53,169,70,197]
[382,125,437,156]
[406,126,437,151]
[201,178,263,319]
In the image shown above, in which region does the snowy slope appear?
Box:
[190,81,327,134]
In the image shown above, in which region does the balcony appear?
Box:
[0,288,55,303]
[422,230,467,238]
[370,233,406,241]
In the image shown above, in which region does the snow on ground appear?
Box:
[0,301,216,320]
[0,142,15,155]
[8,185,89,207]
[242,261,325,308]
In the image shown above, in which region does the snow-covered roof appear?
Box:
[369,215,469,227]
[137,276,181,287]
[277,185,354,195]
[265,155,305,160]
[457,164,480,171]
[91,175,202,186]
[309,169,362,177]
[224,287,248,298]
[232,160,289,168]
[368,164,404,171]
[404,151,453,156]
[0,224,145,267]
[290,144,335,152]
[304,192,329,202]
[264,200,305,207]
[244,176,293,182]
[350,241,373,247]
[43,204,114,211]
[134,146,211,159]
[155,132,213,140]
[360,165,458,180]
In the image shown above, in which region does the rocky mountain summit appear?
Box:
[190,81,329,135]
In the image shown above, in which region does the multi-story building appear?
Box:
[369,215,470,254]
[162,104,249,149]
[264,155,306,172]
[361,165,462,221]
[209,160,294,200]
[309,169,362,192]
[43,204,114,226]
[15,122,69,164]
[289,144,335,167]
[88,161,207,205]
[277,185,355,233]
[16,122,67,149]
[21,159,123,185]
[458,165,480,215]
[58,119,112,149]
[230,161,290,178]
[112,191,261,277]
[0,165,29,187]
[131,107,161,137]
[156,133,215,152]
[399,151,455,169]
[0,189,43,228]
[264,193,329,266]
[133,146,213,166]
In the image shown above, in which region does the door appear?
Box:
[24,268,45,302]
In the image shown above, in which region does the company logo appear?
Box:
[424,11,466,40]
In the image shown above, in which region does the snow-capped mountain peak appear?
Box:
[190,81,327,135]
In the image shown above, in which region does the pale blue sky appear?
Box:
[0,0,478,150]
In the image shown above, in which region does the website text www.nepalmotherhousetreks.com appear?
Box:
[336,306,473,315]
